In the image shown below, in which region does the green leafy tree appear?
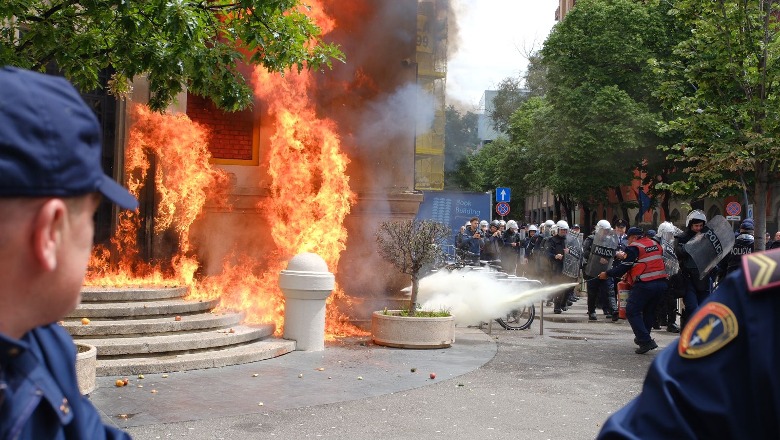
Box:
[1,0,343,111]
[539,0,678,222]
[655,0,780,249]
[524,51,548,99]
[490,76,528,133]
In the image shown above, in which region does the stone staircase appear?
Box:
[64,286,295,376]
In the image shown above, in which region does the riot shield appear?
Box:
[660,238,680,276]
[562,234,583,279]
[583,229,618,278]
[683,215,735,279]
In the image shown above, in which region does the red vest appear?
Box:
[628,237,667,284]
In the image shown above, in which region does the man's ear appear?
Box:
[31,199,67,271]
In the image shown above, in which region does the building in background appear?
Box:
[477,90,502,147]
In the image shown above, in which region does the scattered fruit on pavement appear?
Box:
[81,318,90,325]
[252,373,259,377]
[429,372,436,379]
[174,316,182,321]
[115,379,125,387]
[137,374,144,379]
[410,367,417,372]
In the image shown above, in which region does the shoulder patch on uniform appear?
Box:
[742,248,780,293]
[678,302,738,359]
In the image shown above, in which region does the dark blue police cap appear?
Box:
[0,66,138,210]
[627,227,644,237]
[740,218,754,230]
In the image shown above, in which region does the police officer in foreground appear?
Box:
[0,67,135,439]
[598,227,668,354]
[597,248,780,439]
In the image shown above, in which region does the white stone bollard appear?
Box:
[279,252,334,351]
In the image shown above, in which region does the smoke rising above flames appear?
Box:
[86,0,443,338]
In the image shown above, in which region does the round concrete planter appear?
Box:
[371,311,454,349]
[75,343,97,395]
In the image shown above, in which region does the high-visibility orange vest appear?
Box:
[628,237,667,284]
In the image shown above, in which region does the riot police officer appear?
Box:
[717,218,754,277]
[675,210,713,326]
[597,248,780,439]
[598,227,668,354]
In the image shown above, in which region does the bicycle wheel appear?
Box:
[495,304,535,330]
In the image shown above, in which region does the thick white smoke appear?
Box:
[414,269,577,326]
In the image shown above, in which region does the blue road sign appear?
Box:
[496,187,511,202]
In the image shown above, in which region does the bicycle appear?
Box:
[434,250,537,330]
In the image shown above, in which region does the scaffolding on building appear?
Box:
[414,0,447,190]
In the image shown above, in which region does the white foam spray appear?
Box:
[414,269,577,326]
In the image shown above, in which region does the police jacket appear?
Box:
[605,237,667,284]
[718,233,754,276]
[527,233,543,258]
[545,234,566,273]
[598,248,780,439]
[0,324,131,439]
[674,227,717,294]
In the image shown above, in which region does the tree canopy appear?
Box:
[0,0,343,111]
[655,0,780,248]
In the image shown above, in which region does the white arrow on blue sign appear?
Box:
[496,187,511,202]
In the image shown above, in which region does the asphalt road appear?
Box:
[91,298,680,440]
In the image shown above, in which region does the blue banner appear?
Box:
[416,190,492,248]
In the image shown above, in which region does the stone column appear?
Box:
[279,253,334,351]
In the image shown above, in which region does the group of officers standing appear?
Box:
[455,210,780,438]
[455,210,756,354]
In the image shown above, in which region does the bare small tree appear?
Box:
[375,219,451,315]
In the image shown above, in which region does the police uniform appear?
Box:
[605,234,668,351]
[597,248,780,439]
[0,324,131,439]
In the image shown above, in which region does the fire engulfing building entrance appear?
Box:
[87,0,450,337]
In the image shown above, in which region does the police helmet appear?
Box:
[480,220,489,227]
[499,220,506,227]
[556,220,569,230]
[686,210,707,227]
[656,221,675,235]
[544,219,555,227]
[596,219,612,231]
[506,220,519,230]
[528,224,539,232]
[490,220,501,229]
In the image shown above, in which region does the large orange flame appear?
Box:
[86,0,367,338]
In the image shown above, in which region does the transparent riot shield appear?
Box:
[562,234,583,279]
[583,229,618,278]
[661,238,680,276]
[682,215,735,279]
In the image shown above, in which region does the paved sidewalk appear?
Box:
[91,298,681,439]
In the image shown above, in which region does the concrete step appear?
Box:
[76,324,274,356]
[68,298,220,318]
[96,338,296,376]
[81,286,188,302]
[63,312,244,336]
